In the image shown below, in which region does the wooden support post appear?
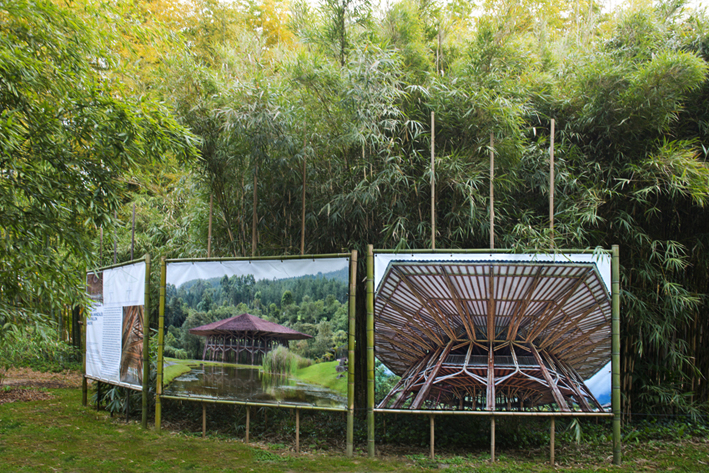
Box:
[612,245,622,465]
[367,245,375,457]
[430,415,435,460]
[490,416,496,462]
[246,407,250,443]
[156,257,166,431]
[296,409,300,453]
[201,403,207,438]
[125,391,130,422]
[96,382,101,411]
[550,417,555,465]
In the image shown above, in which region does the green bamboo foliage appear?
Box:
[53,0,709,420]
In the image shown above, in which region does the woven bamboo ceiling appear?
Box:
[375,260,611,381]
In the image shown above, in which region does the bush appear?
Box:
[262,345,312,375]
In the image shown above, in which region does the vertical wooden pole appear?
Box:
[550,417,555,465]
[246,407,250,443]
[156,257,166,431]
[429,415,435,459]
[367,245,375,457]
[131,203,135,260]
[296,408,300,453]
[208,195,213,258]
[141,254,150,429]
[202,403,206,438]
[431,112,436,249]
[96,382,101,411]
[347,251,358,457]
[549,119,555,243]
[490,416,496,462]
[125,391,130,422]
[301,151,306,256]
[612,245,622,465]
[489,133,495,250]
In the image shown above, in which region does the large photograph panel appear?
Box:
[162,258,350,409]
[373,252,612,412]
[86,261,146,390]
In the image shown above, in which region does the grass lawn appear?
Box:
[295,361,347,396]
[2,384,709,472]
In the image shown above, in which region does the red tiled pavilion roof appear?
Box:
[189,313,312,340]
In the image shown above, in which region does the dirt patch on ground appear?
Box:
[0,387,55,405]
[1,367,85,404]
[3,366,84,389]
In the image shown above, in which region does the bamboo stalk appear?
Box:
[347,251,357,457]
[131,203,135,260]
[490,133,495,250]
[202,403,206,438]
[550,119,555,242]
[301,151,306,256]
[252,164,258,257]
[431,112,436,250]
[113,211,117,265]
[367,245,375,457]
[141,254,150,429]
[612,245,622,465]
[208,195,213,258]
[156,257,166,431]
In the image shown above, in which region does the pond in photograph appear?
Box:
[163,363,346,409]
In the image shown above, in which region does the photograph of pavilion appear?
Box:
[374,253,611,412]
[189,313,312,365]
[161,258,350,408]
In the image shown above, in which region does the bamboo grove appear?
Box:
[3,0,709,421]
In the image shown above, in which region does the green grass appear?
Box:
[295,361,347,396]
[3,384,709,472]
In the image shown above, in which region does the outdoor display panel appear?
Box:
[85,260,147,390]
[159,256,351,410]
[372,251,613,413]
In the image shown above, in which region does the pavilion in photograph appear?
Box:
[375,259,611,412]
[190,313,312,364]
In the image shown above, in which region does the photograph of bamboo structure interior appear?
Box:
[120,305,144,385]
[189,313,312,365]
[375,259,611,412]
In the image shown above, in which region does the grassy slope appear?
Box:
[2,386,709,472]
[295,361,347,396]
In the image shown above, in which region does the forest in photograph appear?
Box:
[161,260,349,407]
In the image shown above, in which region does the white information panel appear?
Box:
[86,261,146,390]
